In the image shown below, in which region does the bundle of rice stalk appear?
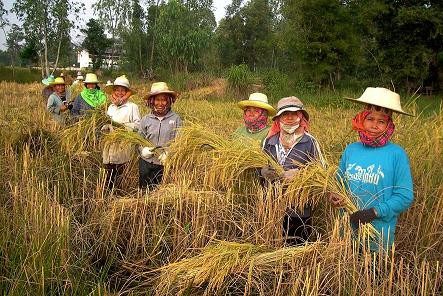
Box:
[283,160,379,239]
[102,128,158,156]
[164,123,283,188]
[60,106,111,155]
[155,240,329,295]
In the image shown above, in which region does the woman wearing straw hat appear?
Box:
[261,96,325,246]
[138,82,183,190]
[41,75,55,100]
[234,92,276,142]
[46,77,72,124]
[329,87,414,252]
[71,73,107,117]
[101,75,141,191]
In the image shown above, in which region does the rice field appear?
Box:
[0,80,442,295]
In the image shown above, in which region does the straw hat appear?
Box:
[346,87,412,116]
[143,82,177,102]
[42,75,55,86]
[49,77,67,85]
[237,93,276,116]
[104,75,136,94]
[76,72,84,80]
[83,73,101,84]
[273,96,309,121]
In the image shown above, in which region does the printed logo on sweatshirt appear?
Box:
[169,120,175,125]
[345,163,385,185]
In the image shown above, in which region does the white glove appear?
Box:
[141,146,154,158]
[282,168,299,181]
[101,124,114,133]
[158,151,168,164]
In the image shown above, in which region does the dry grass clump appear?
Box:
[164,123,283,190]
[60,106,111,155]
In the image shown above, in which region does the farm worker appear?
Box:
[329,87,414,252]
[101,75,141,191]
[46,77,72,124]
[70,71,85,100]
[260,96,325,246]
[233,92,276,143]
[71,73,107,117]
[41,75,55,100]
[138,82,183,190]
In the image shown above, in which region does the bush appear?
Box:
[226,64,253,95]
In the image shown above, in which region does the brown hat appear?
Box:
[273,96,309,121]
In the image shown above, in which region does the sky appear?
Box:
[0,0,228,50]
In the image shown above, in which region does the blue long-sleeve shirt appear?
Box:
[338,142,414,250]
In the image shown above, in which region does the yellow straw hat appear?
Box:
[49,77,67,85]
[83,73,101,84]
[237,92,276,116]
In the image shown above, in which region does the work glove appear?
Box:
[158,151,168,164]
[141,146,155,159]
[101,124,114,133]
[260,166,279,183]
[349,208,377,228]
[282,168,299,181]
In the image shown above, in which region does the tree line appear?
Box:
[0,0,442,91]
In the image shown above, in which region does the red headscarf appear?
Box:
[243,108,268,132]
[267,111,310,139]
[352,107,395,147]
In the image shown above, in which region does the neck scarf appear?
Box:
[352,110,395,147]
[243,109,268,132]
[81,88,107,108]
[149,96,172,117]
[267,111,310,139]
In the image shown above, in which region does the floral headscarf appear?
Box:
[352,106,395,147]
[244,108,268,132]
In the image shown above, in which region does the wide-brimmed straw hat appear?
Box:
[237,92,276,116]
[83,73,101,84]
[49,77,67,85]
[273,96,309,121]
[346,87,412,116]
[104,75,136,95]
[42,75,55,86]
[143,82,177,102]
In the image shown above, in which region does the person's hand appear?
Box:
[158,151,168,164]
[328,193,345,207]
[260,166,279,182]
[101,124,114,133]
[349,208,377,228]
[282,168,299,181]
[141,146,154,158]
[60,104,68,112]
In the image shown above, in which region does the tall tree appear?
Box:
[81,18,110,69]
[155,0,216,72]
[93,0,131,69]
[12,0,80,76]
[6,24,23,75]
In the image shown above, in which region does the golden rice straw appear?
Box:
[284,160,379,239]
[165,123,283,188]
[102,128,159,156]
[60,106,111,155]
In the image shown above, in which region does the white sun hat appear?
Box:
[104,75,136,94]
[237,92,276,116]
[83,73,101,84]
[346,87,412,116]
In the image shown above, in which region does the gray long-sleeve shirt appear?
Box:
[137,110,182,164]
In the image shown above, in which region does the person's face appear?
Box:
[112,86,128,105]
[244,106,264,121]
[85,83,96,89]
[363,110,389,138]
[54,84,65,94]
[153,94,170,114]
[279,111,301,125]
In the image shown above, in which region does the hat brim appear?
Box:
[84,80,101,84]
[143,90,178,102]
[104,84,137,95]
[345,97,413,116]
[272,107,309,121]
[49,82,67,86]
[237,100,276,116]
